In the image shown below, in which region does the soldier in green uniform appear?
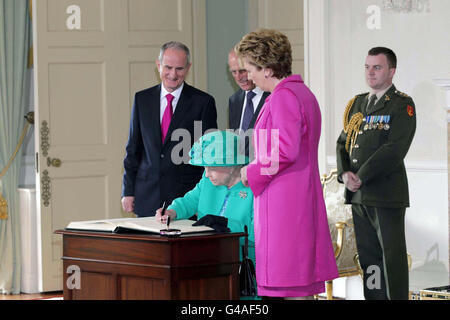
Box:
[336,47,416,300]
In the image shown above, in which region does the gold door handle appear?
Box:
[47,157,62,167]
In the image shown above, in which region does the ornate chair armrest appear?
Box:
[354,254,364,277]
[334,222,347,260]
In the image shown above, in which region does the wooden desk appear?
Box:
[55,230,243,300]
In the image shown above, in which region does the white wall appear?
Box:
[326,0,448,165]
[306,0,449,297]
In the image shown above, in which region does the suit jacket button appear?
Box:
[160,154,165,159]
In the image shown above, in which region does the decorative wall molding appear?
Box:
[40,120,50,157]
[41,170,51,207]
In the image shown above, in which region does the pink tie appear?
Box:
[161,94,174,143]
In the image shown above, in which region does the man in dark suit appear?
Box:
[228,49,270,132]
[228,49,269,161]
[336,47,416,300]
[122,41,217,217]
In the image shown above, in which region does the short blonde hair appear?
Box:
[236,29,292,79]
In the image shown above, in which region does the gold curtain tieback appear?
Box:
[0,181,7,220]
[0,112,34,220]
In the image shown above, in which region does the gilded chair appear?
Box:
[321,169,362,300]
[321,169,412,300]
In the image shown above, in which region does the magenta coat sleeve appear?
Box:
[247,88,306,197]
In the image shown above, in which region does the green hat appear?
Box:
[189,130,250,167]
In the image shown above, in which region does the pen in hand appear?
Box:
[160,201,167,224]
[158,201,181,237]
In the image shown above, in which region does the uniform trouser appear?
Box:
[351,204,409,300]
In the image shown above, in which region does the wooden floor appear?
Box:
[0,292,339,300]
[0,292,63,300]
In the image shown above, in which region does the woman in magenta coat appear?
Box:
[237,29,338,299]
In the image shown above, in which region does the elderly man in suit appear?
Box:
[122,41,217,217]
[228,49,270,132]
[228,49,269,161]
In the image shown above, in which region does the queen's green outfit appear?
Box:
[168,131,255,266]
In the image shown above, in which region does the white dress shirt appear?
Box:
[160,83,184,123]
[368,84,393,107]
[238,86,264,130]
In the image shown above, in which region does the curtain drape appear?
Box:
[0,0,31,294]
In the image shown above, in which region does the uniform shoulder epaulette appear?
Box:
[394,90,411,99]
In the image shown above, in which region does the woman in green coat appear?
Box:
[155,130,255,266]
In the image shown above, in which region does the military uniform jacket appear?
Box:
[336,85,416,208]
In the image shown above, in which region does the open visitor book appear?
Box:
[65,216,213,234]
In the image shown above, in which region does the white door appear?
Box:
[32,0,206,292]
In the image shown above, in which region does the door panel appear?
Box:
[129,61,159,107]
[48,63,106,146]
[46,0,104,32]
[128,0,182,31]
